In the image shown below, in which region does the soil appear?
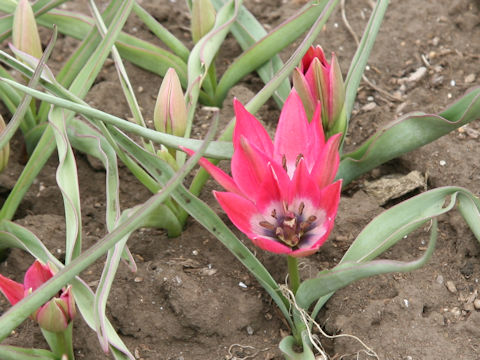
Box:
[1,0,480,359]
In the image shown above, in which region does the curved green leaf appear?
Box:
[337,87,480,186]
[309,186,480,319]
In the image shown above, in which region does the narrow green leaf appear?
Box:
[0,345,56,360]
[186,0,240,136]
[297,219,437,309]
[0,79,234,158]
[211,0,291,106]
[310,187,480,319]
[344,0,389,118]
[0,109,217,341]
[214,0,338,106]
[0,221,134,359]
[132,2,189,62]
[337,88,480,186]
[49,107,82,264]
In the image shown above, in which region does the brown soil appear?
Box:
[1,0,480,359]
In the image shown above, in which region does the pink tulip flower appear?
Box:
[185,90,341,257]
[293,45,346,136]
[0,260,76,333]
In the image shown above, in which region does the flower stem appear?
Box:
[41,322,75,360]
[287,256,300,294]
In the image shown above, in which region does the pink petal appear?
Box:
[254,164,283,212]
[305,103,325,168]
[231,137,271,199]
[214,191,259,236]
[251,236,292,255]
[288,158,321,205]
[0,274,25,305]
[310,133,341,188]
[289,247,320,258]
[316,180,342,217]
[233,99,273,156]
[181,147,242,196]
[24,260,54,292]
[273,90,312,175]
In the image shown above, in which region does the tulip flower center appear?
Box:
[259,201,317,248]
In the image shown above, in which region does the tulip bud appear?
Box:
[0,115,9,173]
[154,68,187,138]
[12,0,43,59]
[0,260,76,333]
[293,46,346,138]
[34,286,76,333]
[191,0,216,44]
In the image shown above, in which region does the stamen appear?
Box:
[298,202,305,215]
[259,221,275,231]
[271,209,277,219]
[282,154,287,172]
[295,153,304,167]
[307,215,317,223]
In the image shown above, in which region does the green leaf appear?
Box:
[337,88,480,186]
[0,220,135,359]
[0,79,234,159]
[211,0,291,106]
[296,218,437,310]
[132,3,189,62]
[49,107,82,264]
[279,330,316,360]
[0,345,57,360]
[0,107,217,342]
[309,186,480,319]
[344,0,389,118]
[214,0,338,106]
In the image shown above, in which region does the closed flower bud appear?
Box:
[12,0,43,59]
[294,46,346,137]
[0,260,76,333]
[154,68,187,138]
[191,0,216,44]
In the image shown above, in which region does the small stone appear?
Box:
[134,277,143,283]
[450,307,461,316]
[361,102,377,112]
[439,160,446,166]
[464,73,476,83]
[435,275,444,285]
[474,299,480,310]
[446,281,457,293]
[246,325,254,335]
[239,281,248,288]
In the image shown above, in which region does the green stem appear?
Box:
[287,255,300,294]
[41,322,75,360]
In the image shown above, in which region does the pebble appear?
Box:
[464,73,476,83]
[361,102,377,112]
[435,274,444,285]
[474,299,480,310]
[246,325,254,335]
[450,307,461,316]
[439,160,446,166]
[238,281,248,288]
[446,281,457,293]
[407,67,427,82]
